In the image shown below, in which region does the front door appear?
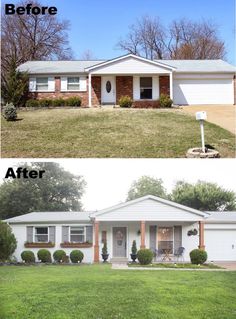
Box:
[113,227,127,257]
[102,76,116,104]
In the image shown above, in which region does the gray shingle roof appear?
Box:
[156,59,236,73]
[17,60,105,74]
[205,212,236,222]
[5,211,92,224]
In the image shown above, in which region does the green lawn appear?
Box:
[0,265,236,319]
[1,108,235,158]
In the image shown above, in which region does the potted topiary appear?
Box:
[101,240,109,262]
[130,240,137,262]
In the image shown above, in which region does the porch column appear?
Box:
[198,221,205,250]
[88,73,92,107]
[94,221,99,262]
[140,221,146,249]
[169,72,173,100]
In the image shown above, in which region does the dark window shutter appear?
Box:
[149,225,157,253]
[62,226,69,243]
[49,226,56,243]
[86,226,93,243]
[174,226,182,253]
[26,226,33,242]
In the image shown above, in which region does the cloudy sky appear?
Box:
[1,159,235,211]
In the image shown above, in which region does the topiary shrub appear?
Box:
[52,98,66,107]
[190,249,207,264]
[26,99,40,108]
[38,98,53,107]
[2,103,17,121]
[118,95,133,108]
[21,250,35,263]
[137,249,153,265]
[131,240,137,255]
[53,250,66,263]
[159,94,173,108]
[65,97,82,107]
[0,221,17,261]
[37,249,52,263]
[70,250,84,263]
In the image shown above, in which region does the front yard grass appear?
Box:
[1,108,235,157]
[0,264,236,319]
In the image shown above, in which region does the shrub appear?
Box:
[26,99,40,107]
[37,249,52,263]
[52,98,66,107]
[38,98,53,107]
[190,249,207,264]
[131,240,137,255]
[2,103,17,121]
[65,97,82,107]
[70,250,84,263]
[137,249,153,265]
[118,95,133,108]
[102,241,108,255]
[21,250,35,263]
[0,221,17,261]
[53,250,66,263]
[159,94,173,108]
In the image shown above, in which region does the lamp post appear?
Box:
[195,111,207,153]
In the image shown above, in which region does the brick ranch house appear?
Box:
[5,195,236,263]
[18,54,236,107]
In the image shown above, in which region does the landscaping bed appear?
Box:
[128,262,223,269]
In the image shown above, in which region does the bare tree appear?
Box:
[117,16,226,60]
[80,49,96,60]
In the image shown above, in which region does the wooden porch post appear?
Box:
[94,221,99,262]
[140,221,146,249]
[88,73,92,107]
[198,221,205,250]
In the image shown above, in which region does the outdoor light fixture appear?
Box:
[195,111,207,153]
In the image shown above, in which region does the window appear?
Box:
[158,227,173,253]
[140,77,152,99]
[36,77,48,91]
[35,227,48,242]
[70,226,85,243]
[67,77,80,91]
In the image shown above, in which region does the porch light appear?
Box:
[195,111,207,153]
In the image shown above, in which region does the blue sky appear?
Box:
[9,0,236,63]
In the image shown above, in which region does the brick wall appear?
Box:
[116,76,133,103]
[92,76,101,106]
[159,76,170,96]
[133,100,160,108]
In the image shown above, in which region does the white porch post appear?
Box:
[88,73,92,107]
[169,72,173,100]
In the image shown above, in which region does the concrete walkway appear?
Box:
[181,105,236,134]
[214,262,236,271]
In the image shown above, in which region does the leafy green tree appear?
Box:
[0,221,17,261]
[171,181,236,211]
[0,163,86,219]
[127,176,167,201]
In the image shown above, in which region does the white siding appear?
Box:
[173,76,234,105]
[96,198,203,222]
[91,56,172,75]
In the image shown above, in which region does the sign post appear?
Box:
[195,111,207,153]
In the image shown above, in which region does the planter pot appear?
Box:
[101,253,109,263]
[24,242,55,248]
[130,253,137,263]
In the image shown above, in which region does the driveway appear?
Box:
[214,262,236,270]
[181,105,236,134]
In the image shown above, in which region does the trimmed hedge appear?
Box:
[21,250,35,263]
[118,95,133,108]
[53,250,66,263]
[159,94,173,108]
[3,103,17,121]
[190,249,207,264]
[26,99,40,107]
[37,249,52,263]
[137,249,153,265]
[70,250,84,263]
[25,96,82,107]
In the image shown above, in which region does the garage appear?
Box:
[205,228,236,261]
[173,77,234,105]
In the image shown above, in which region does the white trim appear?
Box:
[69,225,86,243]
[111,226,128,258]
[169,72,173,100]
[88,73,92,107]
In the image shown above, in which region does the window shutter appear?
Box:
[86,226,93,243]
[149,225,157,253]
[152,76,159,100]
[174,226,182,253]
[62,226,69,242]
[79,77,87,91]
[26,226,33,242]
[49,226,56,243]
[48,77,55,91]
[61,77,67,91]
[133,76,140,100]
[29,78,36,92]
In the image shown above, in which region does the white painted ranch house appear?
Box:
[5,195,236,263]
[18,54,236,107]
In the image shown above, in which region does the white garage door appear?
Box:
[173,78,234,105]
[205,230,236,261]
